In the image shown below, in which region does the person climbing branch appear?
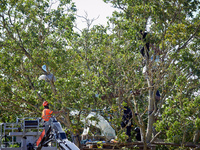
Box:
[140,30,150,59]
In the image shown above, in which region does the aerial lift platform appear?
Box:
[0,117,79,150]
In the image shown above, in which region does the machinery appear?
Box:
[0,117,79,150]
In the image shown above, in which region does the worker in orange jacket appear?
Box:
[42,101,64,122]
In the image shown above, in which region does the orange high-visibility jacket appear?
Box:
[42,109,53,121]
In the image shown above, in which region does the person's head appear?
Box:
[139,30,148,40]
[134,127,140,133]
[140,30,143,35]
[43,101,49,108]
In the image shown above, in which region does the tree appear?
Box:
[1,0,200,149]
[98,0,200,148]
[71,0,200,149]
[0,0,88,147]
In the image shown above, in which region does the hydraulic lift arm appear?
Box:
[35,117,79,150]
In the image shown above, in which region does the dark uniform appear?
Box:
[121,106,133,141]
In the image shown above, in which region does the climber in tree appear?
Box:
[140,30,150,59]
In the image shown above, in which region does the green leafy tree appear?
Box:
[70,0,200,149]
[1,0,200,149]
[101,0,200,148]
[0,0,90,147]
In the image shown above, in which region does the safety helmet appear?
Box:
[43,101,48,106]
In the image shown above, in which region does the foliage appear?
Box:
[0,0,200,148]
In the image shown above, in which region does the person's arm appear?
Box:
[53,110,65,114]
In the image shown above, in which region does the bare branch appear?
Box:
[178,23,200,51]
[148,131,162,144]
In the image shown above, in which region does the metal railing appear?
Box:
[0,117,44,148]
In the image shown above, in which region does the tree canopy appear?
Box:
[0,0,200,149]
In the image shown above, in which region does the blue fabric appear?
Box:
[156,90,160,97]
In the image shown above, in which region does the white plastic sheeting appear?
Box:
[84,112,116,140]
[70,111,116,140]
[38,74,56,82]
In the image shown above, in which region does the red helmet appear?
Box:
[43,101,48,106]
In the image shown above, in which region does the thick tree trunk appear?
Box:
[193,129,200,143]
[146,80,155,143]
[72,134,81,148]
[58,112,81,148]
[146,106,155,143]
[140,126,147,150]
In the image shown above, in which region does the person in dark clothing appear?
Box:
[134,127,141,141]
[121,106,133,141]
[154,90,161,113]
[140,30,150,58]
[155,90,161,102]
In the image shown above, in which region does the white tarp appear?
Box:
[84,112,116,140]
[38,74,56,82]
[70,111,116,140]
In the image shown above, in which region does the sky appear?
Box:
[72,0,117,30]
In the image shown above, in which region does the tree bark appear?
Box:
[146,74,155,143]
[193,129,200,143]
